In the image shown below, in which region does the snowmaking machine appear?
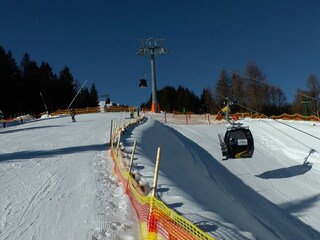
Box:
[218,100,254,160]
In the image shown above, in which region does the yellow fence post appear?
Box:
[116,131,121,157]
[109,119,113,144]
[147,147,161,239]
[126,140,137,191]
[113,119,117,137]
[151,147,161,199]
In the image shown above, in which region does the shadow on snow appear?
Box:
[255,162,313,179]
[0,125,66,134]
[0,143,109,163]
[127,118,320,240]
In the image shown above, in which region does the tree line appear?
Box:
[2,44,319,118]
[145,62,320,116]
[0,46,99,118]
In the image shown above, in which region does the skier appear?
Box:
[70,108,76,122]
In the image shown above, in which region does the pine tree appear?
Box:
[76,88,91,108]
[306,74,320,116]
[244,62,268,113]
[89,83,99,107]
[230,71,245,112]
[292,74,320,116]
[145,85,201,113]
[57,67,77,109]
[200,88,216,114]
[0,48,22,117]
[177,86,185,112]
[0,47,8,116]
[0,46,85,116]
[292,89,309,115]
[214,69,230,108]
[20,52,42,114]
[39,62,57,112]
[267,86,288,115]
[157,86,177,112]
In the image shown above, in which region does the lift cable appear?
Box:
[176,52,320,103]
[217,93,320,142]
[243,74,320,103]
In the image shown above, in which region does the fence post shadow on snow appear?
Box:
[108,115,216,240]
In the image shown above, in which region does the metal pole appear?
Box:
[67,79,88,110]
[39,92,48,113]
[150,48,158,113]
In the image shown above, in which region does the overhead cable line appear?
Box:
[217,93,320,142]
[243,74,320,103]
[177,52,320,103]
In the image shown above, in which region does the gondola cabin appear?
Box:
[139,79,147,88]
[219,126,254,159]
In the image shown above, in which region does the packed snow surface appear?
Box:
[124,113,320,240]
[1,112,320,240]
[0,113,139,240]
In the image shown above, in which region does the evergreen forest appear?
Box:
[1,45,319,119]
[144,62,320,117]
[0,46,99,118]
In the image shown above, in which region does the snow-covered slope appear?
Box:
[124,114,320,240]
[0,113,139,240]
[1,112,320,240]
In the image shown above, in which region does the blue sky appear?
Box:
[1,0,320,106]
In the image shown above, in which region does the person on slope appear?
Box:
[70,108,76,122]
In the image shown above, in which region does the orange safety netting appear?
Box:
[109,128,215,240]
[215,112,320,122]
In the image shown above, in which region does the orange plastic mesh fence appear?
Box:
[215,112,320,121]
[110,129,215,240]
